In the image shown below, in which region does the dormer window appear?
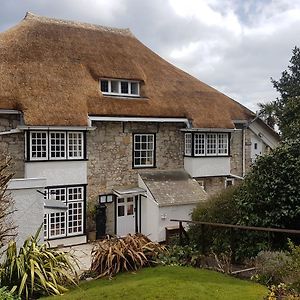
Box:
[100,79,140,97]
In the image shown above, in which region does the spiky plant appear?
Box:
[0,228,78,299]
[90,233,165,278]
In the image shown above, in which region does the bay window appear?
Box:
[184,132,229,157]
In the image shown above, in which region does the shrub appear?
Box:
[0,286,20,300]
[90,233,165,278]
[158,245,203,267]
[0,229,77,299]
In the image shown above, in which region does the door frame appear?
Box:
[114,194,141,235]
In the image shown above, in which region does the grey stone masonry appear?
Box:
[0,115,24,178]
[87,121,185,234]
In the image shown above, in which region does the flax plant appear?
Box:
[91,233,165,278]
[0,228,78,299]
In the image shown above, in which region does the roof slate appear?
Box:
[139,169,207,207]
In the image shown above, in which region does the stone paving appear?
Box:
[60,242,94,274]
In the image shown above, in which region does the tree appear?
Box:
[257,101,277,129]
[0,158,16,247]
[264,46,300,139]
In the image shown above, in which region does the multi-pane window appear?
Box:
[184,132,229,156]
[28,131,85,161]
[194,133,205,156]
[133,134,155,167]
[185,133,192,155]
[50,132,66,159]
[68,132,83,159]
[30,131,48,160]
[44,185,85,239]
[100,79,140,97]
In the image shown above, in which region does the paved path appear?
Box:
[60,243,94,274]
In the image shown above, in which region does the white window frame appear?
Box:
[225,178,235,188]
[29,131,48,161]
[68,132,84,159]
[100,79,140,97]
[133,133,155,168]
[184,133,192,156]
[194,133,206,156]
[49,131,67,160]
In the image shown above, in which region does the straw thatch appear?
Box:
[0,12,254,127]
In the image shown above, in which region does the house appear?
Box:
[0,13,279,246]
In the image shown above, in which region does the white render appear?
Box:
[138,175,196,242]
[7,178,46,248]
[25,161,87,186]
[184,156,231,177]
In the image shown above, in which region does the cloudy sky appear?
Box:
[1,0,300,111]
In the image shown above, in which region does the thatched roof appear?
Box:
[0,12,254,128]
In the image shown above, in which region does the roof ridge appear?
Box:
[24,12,134,37]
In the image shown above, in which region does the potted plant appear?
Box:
[87,202,97,242]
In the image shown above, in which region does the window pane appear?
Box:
[218,133,228,155]
[194,133,205,155]
[207,133,217,155]
[118,206,125,217]
[121,81,129,94]
[50,132,66,159]
[111,81,119,93]
[68,132,83,159]
[31,131,47,159]
[101,80,109,92]
[185,133,192,155]
[131,82,139,95]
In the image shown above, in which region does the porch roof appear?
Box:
[139,169,207,207]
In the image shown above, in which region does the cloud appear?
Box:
[1,0,300,112]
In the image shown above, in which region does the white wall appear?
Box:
[184,157,230,177]
[138,176,160,241]
[7,178,46,248]
[25,161,87,186]
[158,204,195,242]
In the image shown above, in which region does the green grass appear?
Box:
[42,266,267,300]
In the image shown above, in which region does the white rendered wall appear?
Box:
[138,176,160,242]
[25,161,87,186]
[158,204,195,242]
[184,157,230,177]
[7,178,46,249]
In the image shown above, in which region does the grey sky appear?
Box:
[1,0,300,111]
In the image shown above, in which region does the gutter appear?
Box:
[88,116,191,128]
[0,128,22,136]
[0,109,21,115]
[17,125,95,131]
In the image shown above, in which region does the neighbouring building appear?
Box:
[0,13,279,246]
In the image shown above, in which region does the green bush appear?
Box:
[0,287,20,300]
[158,245,203,267]
[0,230,77,299]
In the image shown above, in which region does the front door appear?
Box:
[116,197,135,236]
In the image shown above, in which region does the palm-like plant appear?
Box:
[258,101,277,129]
[0,228,78,299]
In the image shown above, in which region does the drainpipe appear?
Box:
[242,125,246,177]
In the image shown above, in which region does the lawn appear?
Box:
[42,266,267,300]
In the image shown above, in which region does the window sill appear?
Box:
[183,155,230,158]
[25,159,88,163]
[102,95,149,100]
[132,166,157,169]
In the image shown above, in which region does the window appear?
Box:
[225,178,234,188]
[184,132,229,157]
[44,185,85,239]
[194,133,205,156]
[28,131,85,161]
[50,132,66,159]
[30,131,48,160]
[68,132,83,159]
[100,79,140,97]
[99,194,114,204]
[185,133,192,155]
[133,134,155,167]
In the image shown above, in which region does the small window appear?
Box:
[133,134,155,167]
[68,132,83,159]
[207,133,217,155]
[100,79,140,97]
[194,133,205,156]
[99,194,114,203]
[225,178,234,188]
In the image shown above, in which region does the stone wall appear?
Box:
[87,121,185,234]
[0,115,24,178]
